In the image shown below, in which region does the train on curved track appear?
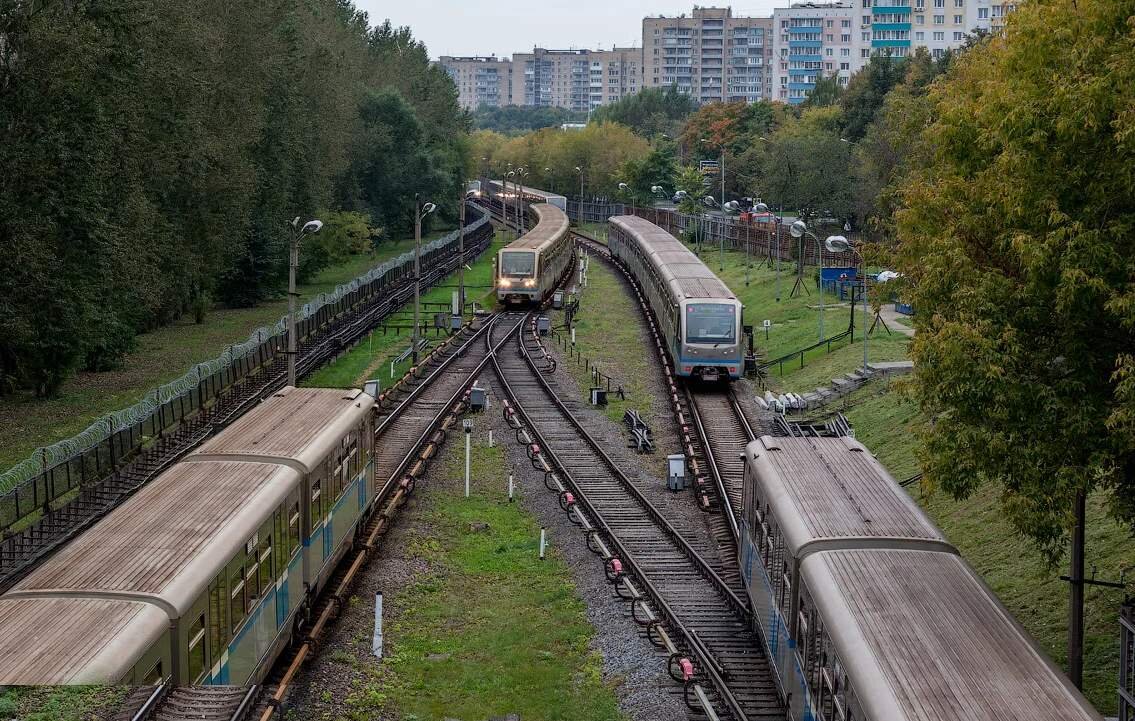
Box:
[608,214,744,382]
[495,203,573,306]
[0,386,377,685]
[738,433,1101,721]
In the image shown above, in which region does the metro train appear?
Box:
[0,386,377,685]
[484,179,568,212]
[738,434,1101,721]
[608,215,744,382]
[496,203,573,305]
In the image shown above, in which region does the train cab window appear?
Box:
[500,251,536,277]
[685,303,737,343]
[188,613,207,683]
[244,555,260,612]
[143,660,162,685]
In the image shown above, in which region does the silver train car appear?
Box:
[496,203,573,305]
[484,179,568,212]
[0,386,376,685]
[739,435,1101,721]
[608,215,743,382]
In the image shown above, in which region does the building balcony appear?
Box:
[788,53,823,62]
[788,39,823,48]
[873,22,912,30]
[788,25,823,33]
[871,5,912,12]
[871,38,912,46]
[788,81,816,90]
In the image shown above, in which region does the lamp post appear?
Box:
[651,185,666,225]
[575,165,584,225]
[700,138,726,212]
[287,217,323,388]
[724,200,741,279]
[618,182,635,216]
[703,196,719,267]
[413,195,437,365]
[790,219,839,342]
[824,234,868,373]
[544,167,553,195]
[459,185,468,315]
[517,166,528,235]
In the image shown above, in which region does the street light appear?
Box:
[651,185,666,224]
[618,182,635,216]
[574,166,584,225]
[824,234,869,373]
[703,195,719,265]
[413,196,436,365]
[754,201,782,301]
[544,167,553,194]
[790,219,837,342]
[287,217,323,388]
[700,138,726,211]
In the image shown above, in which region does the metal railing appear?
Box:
[0,206,490,532]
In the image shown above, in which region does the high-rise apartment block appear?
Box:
[438,56,514,111]
[642,7,774,104]
[438,3,1009,110]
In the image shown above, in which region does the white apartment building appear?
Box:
[772,2,860,104]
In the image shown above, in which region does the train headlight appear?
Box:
[523,279,536,288]
[500,278,512,288]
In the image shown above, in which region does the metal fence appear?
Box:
[0,207,491,529]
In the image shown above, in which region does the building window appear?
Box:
[840,62,849,70]
[934,14,945,23]
[863,14,871,22]
[954,14,963,22]
[915,30,925,39]
[841,47,850,56]
[916,14,925,22]
[826,19,833,26]
[841,33,850,41]
[954,31,964,39]
[933,30,944,39]
[825,47,834,55]
[978,6,989,17]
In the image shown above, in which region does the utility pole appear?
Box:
[413,193,421,366]
[1069,489,1086,689]
[458,192,466,314]
[287,217,323,388]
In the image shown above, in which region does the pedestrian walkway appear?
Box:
[876,303,916,337]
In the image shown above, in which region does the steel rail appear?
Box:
[489,316,752,720]
[255,313,522,721]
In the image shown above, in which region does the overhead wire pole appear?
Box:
[412,195,436,366]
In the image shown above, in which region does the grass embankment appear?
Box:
[0,686,127,720]
[342,437,625,720]
[0,230,457,470]
[302,233,506,390]
[548,259,664,433]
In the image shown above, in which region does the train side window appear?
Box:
[143,660,162,685]
[244,551,260,613]
[188,613,207,683]
[289,502,301,555]
[229,564,245,634]
[311,480,323,527]
[208,578,226,663]
[258,533,273,591]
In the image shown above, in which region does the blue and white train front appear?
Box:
[676,299,744,382]
[497,249,540,304]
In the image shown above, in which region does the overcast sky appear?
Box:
[355,1,782,58]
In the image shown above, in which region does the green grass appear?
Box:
[302,232,506,390]
[0,230,454,471]
[549,260,664,434]
[352,438,626,720]
[843,386,1128,714]
[0,686,128,720]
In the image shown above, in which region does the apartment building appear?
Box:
[590,46,642,108]
[771,3,860,104]
[642,7,775,103]
[438,56,514,111]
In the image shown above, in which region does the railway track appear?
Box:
[0,225,492,593]
[491,314,783,721]
[685,388,757,540]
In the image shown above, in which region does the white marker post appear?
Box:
[488,429,494,448]
[463,419,473,498]
[372,592,383,658]
[571,328,576,346]
[539,528,547,560]
[508,474,514,503]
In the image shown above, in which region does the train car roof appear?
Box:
[9,460,299,617]
[609,215,736,303]
[0,597,167,684]
[500,203,569,252]
[744,436,950,558]
[190,386,373,473]
[800,549,1101,721]
[486,180,567,206]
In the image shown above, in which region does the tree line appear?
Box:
[0,0,467,397]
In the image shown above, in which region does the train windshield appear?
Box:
[500,251,536,277]
[685,303,737,344]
